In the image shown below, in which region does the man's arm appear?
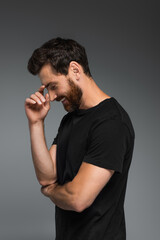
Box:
[29,121,57,186]
[41,162,114,212]
[25,85,58,186]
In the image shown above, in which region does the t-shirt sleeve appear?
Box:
[52,133,58,145]
[83,119,128,174]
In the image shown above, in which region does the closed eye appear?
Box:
[48,85,57,90]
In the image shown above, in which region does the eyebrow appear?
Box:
[45,82,51,88]
[45,82,57,88]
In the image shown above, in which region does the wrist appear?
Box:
[28,120,45,129]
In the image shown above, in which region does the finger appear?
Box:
[45,93,50,102]
[30,94,42,105]
[38,85,45,94]
[25,98,36,105]
[44,93,51,108]
[35,91,46,103]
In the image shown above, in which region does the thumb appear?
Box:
[45,93,50,102]
[44,93,50,107]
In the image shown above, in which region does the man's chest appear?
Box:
[56,116,91,184]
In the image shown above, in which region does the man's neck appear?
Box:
[79,79,111,110]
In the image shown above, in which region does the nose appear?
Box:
[48,90,57,101]
[50,95,58,101]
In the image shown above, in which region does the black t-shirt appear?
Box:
[52,97,135,240]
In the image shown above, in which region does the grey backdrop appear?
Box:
[0,0,159,239]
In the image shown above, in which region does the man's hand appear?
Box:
[24,85,56,124]
[41,182,58,198]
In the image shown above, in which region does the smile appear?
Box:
[61,97,66,102]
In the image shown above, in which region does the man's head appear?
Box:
[28,37,92,112]
[27,37,92,78]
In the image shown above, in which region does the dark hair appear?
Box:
[27,37,92,77]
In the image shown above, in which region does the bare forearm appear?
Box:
[41,181,78,211]
[29,121,57,185]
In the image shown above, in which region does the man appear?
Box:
[25,37,135,240]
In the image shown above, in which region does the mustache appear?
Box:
[56,96,66,102]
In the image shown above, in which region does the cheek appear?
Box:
[60,87,70,96]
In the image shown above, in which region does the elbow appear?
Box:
[39,179,57,187]
[39,180,49,187]
[72,197,92,213]
[74,204,86,213]
[65,182,92,213]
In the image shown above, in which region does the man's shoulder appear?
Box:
[90,97,135,139]
[91,97,120,122]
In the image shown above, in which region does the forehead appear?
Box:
[38,64,56,84]
[38,63,68,89]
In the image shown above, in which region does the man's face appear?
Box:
[39,64,83,112]
[60,77,83,112]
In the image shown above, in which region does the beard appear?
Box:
[62,78,83,112]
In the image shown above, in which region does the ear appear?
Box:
[68,61,81,80]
